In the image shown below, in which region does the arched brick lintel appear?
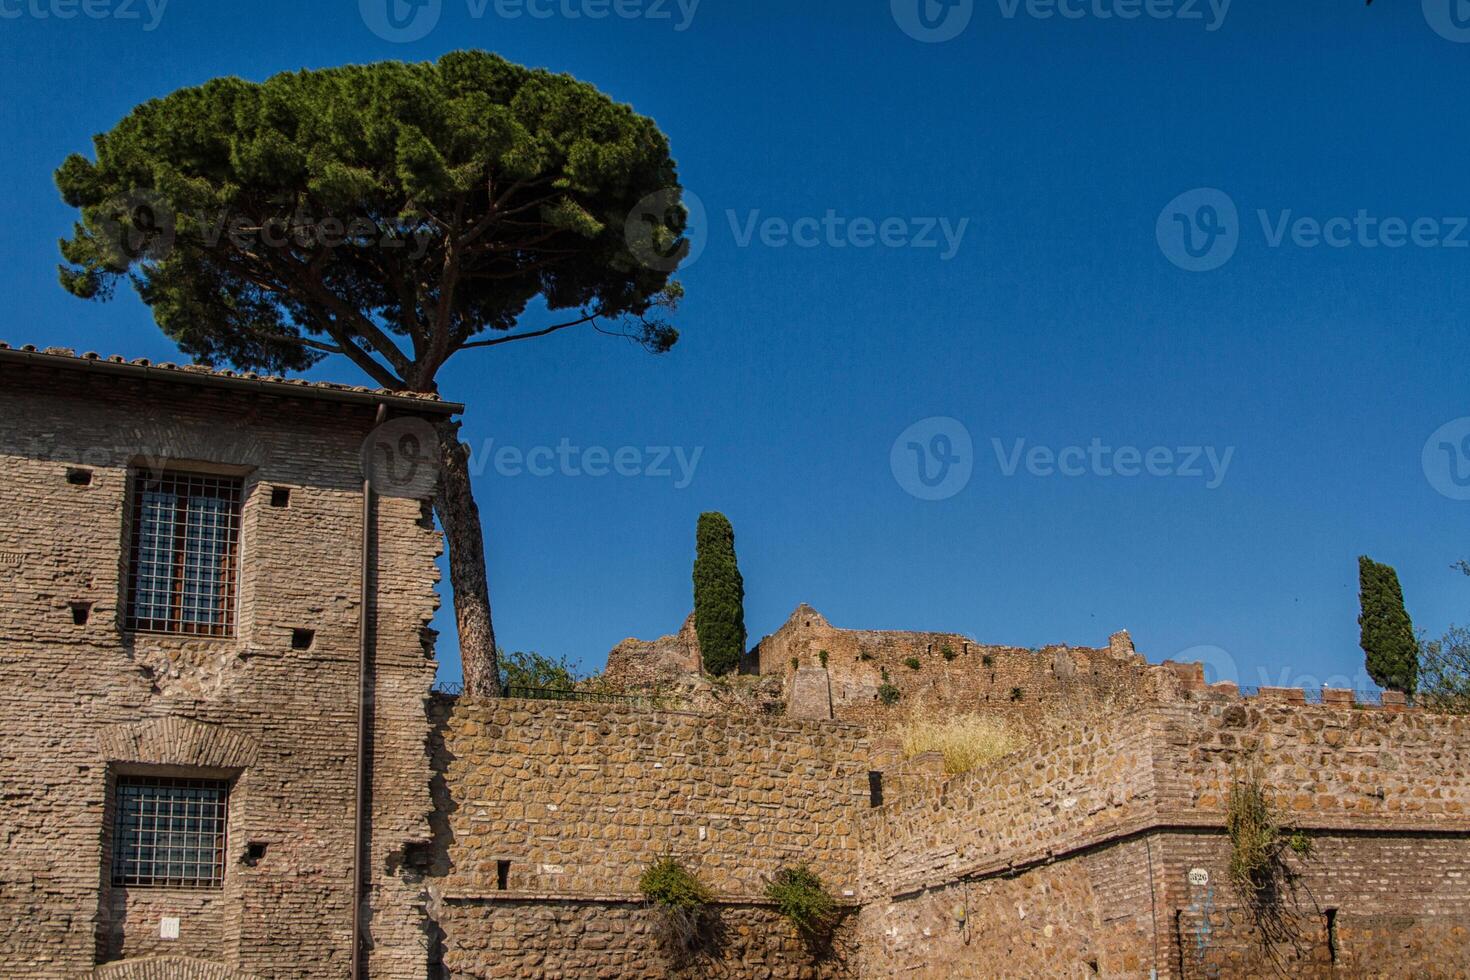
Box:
[89,955,266,980]
[96,716,259,770]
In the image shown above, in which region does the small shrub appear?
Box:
[639,857,714,954]
[790,656,799,670]
[904,656,922,671]
[878,683,901,706]
[896,714,1024,775]
[818,649,829,667]
[1010,687,1024,701]
[981,654,994,668]
[941,645,957,661]
[765,864,837,940]
[858,650,873,662]
[1226,766,1312,899]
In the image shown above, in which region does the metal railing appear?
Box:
[430,680,679,708]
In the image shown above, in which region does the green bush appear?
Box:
[818,649,829,667]
[1010,687,1024,701]
[640,856,712,912]
[790,656,800,671]
[640,856,714,955]
[981,653,994,668]
[694,513,746,676]
[903,656,922,671]
[765,864,837,939]
[878,683,901,706]
[857,650,873,662]
[941,645,957,661]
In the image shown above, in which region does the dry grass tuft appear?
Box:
[895,714,1025,774]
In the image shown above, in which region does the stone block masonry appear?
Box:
[0,349,449,979]
[430,697,876,977]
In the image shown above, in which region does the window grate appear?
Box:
[126,471,242,636]
[111,775,230,889]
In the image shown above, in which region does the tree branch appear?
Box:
[460,313,601,349]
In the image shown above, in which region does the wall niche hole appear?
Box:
[291,628,315,650]
[66,468,93,486]
[496,860,511,891]
[868,771,885,808]
[244,842,268,866]
[270,487,291,508]
[70,602,92,626]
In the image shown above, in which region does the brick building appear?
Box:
[0,345,451,979]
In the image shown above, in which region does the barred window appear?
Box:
[111,775,230,889]
[126,471,242,636]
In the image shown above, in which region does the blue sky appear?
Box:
[4,0,1468,691]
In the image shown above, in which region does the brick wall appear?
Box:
[751,605,1156,726]
[0,365,444,979]
[431,697,877,976]
[855,697,1470,977]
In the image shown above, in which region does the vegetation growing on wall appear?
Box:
[765,863,837,943]
[1226,765,1312,898]
[639,856,715,955]
[499,649,580,694]
[896,713,1023,775]
[694,512,746,676]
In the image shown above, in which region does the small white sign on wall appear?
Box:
[160,917,180,940]
[1188,868,1210,887]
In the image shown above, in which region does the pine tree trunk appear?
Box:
[433,418,500,697]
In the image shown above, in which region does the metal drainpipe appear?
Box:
[352,403,388,979]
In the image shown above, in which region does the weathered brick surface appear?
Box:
[0,365,443,978]
[751,605,1156,727]
[432,698,875,976]
[856,699,1470,977]
[440,900,855,979]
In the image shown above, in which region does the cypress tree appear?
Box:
[693,513,745,676]
[1358,556,1419,695]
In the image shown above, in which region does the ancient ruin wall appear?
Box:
[750,605,1156,726]
[432,698,876,977]
[857,696,1470,977]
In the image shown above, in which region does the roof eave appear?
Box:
[0,347,464,417]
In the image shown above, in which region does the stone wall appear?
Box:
[431,697,877,976]
[750,605,1157,726]
[856,695,1470,977]
[0,361,445,979]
